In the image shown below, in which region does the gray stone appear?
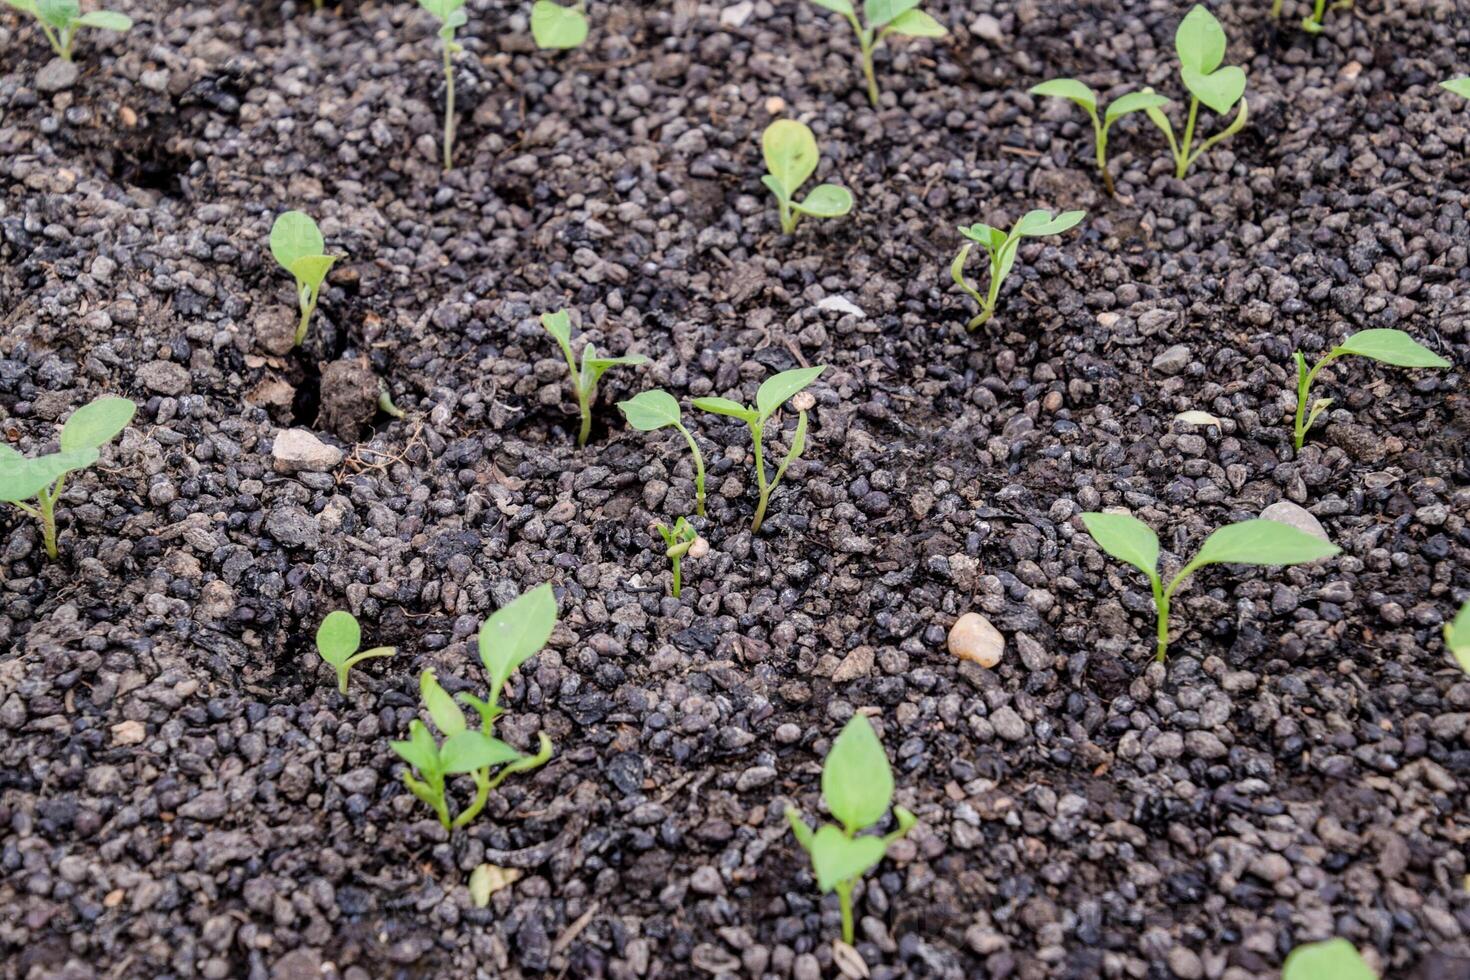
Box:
[272,428,343,473]
[36,58,78,93]
[1260,500,1330,542]
[1151,344,1191,376]
[137,360,191,396]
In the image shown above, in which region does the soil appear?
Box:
[2,1,1469,978]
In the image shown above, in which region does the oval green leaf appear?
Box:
[1446,602,1470,674]
[1332,329,1450,369]
[270,211,325,271]
[1175,4,1226,75]
[60,396,136,452]
[618,389,682,431]
[885,8,946,38]
[36,0,78,28]
[1182,64,1245,115]
[1105,89,1171,123]
[440,730,524,774]
[421,669,467,737]
[1192,519,1339,569]
[762,120,819,200]
[74,9,131,30]
[1281,939,1377,980]
[793,184,853,219]
[1030,78,1097,113]
[479,582,558,694]
[1444,77,1470,100]
[810,825,889,893]
[531,0,587,50]
[691,396,755,420]
[389,720,441,776]
[1080,512,1161,584]
[315,610,360,664]
[755,366,827,420]
[863,0,919,27]
[821,714,894,833]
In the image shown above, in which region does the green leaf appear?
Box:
[1446,602,1470,675]
[1281,939,1377,980]
[755,366,827,421]
[1190,519,1339,570]
[582,353,649,388]
[692,396,757,421]
[760,174,789,206]
[270,211,325,271]
[884,8,946,37]
[440,730,524,774]
[315,610,360,666]
[1182,63,1245,115]
[762,119,819,200]
[1331,329,1451,369]
[421,669,467,737]
[822,714,894,833]
[1,0,39,15]
[0,449,97,502]
[808,0,855,14]
[539,309,573,347]
[287,254,337,290]
[958,222,1007,251]
[793,184,853,219]
[479,582,558,698]
[1080,512,1161,585]
[1444,77,1470,100]
[810,825,889,893]
[36,0,78,28]
[417,0,465,22]
[785,806,816,853]
[389,720,442,776]
[863,0,919,27]
[1030,78,1097,114]
[618,389,682,431]
[1012,209,1086,238]
[1105,90,1171,123]
[530,1,587,50]
[1175,4,1226,75]
[59,396,135,452]
[73,9,130,30]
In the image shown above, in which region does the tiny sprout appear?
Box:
[1145,5,1248,179]
[1282,939,1376,980]
[2,0,132,62]
[0,395,135,560]
[1291,328,1449,451]
[1271,0,1353,34]
[531,0,587,49]
[1029,80,1169,195]
[315,610,395,695]
[1445,602,1469,675]
[951,209,1084,331]
[618,389,706,516]
[653,517,698,598]
[786,714,916,944]
[693,365,826,533]
[541,310,648,448]
[806,0,947,106]
[1445,78,1470,100]
[269,210,338,347]
[1080,512,1339,662]
[761,120,854,235]
[418,0,467,171]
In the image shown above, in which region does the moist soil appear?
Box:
[2,1,1469,978]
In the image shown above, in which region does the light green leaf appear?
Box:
[440,730,524,774]
[884,8,946,38]
[756,366,827,420]
[785,806,816,853]
[287,254,337,290]
[1080,512,1160,585]
[74,9,130,30]
[1175,4,1226,75]
[618,389,682,431]
[691,396,756,421]
[582,353,649,388]
[762,119,819,200]
[1182,63,1245,114]
[808,0,855,14]
[59,396,135,452]
[417,0,465,22]
[958,222,1007,251]
[479,582,558,698]
[822,714,894,833]
[760,174,789,205]
[1,0,40,15]
[531,0,587,50]
[810,825,889,893]
[421,669,467,737]
[863,0,919,27]
[36,0,78,28]
[1105,89,1171,123]
[270,211,325,271]
[540,309,573,347]
[1332,329,1450,369]
[389,720,442,776]
[1191,519,1339,570]
[1444,77,1470,100]
[1281,939,1377,980]
[793,184,853,219]
[1013,208,1086,238]
[0,449,97,502]
[1030,78,1097,114]
[315,610,360,666]
[1446,602,1470,675]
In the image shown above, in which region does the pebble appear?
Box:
[1260,500,1330,542]
[948,613,1004,668]
[36,58,78,93]
[1151,345,1192,376]
[272,428,344,473]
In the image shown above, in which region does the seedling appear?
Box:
[315,610,396,695]
[1144,5,1248,179]
[1080,513,1339,661]
[541,310,647,448]
[1291,328,1450,450]
[806,0,947,106]
[692,365,826,533]
[1282,939,1376,980]
[1446,602,1470,675]
[617,389,706,516]
[389,584,558,831]
[951,209,1084,330]
[1271,0,1352,34]
[2,0,132,62]
[0,396,135,560]
[653,518,700,598]
[761,120,853,235]
[786,715,916,944]
[269,211,338,347]
[531,0,587,49]
[1445,78,1470,100]
[418,0,467,171]
[1029,80,1169,195]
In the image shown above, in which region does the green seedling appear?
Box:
[315,610,396,695]
[531,0,587,48]
[269,211,338,347]
[761,120,854,235]
[1445,78,1470,100]
[1144,5,1248,179]
[1029,80,1170,195]
[1271,0,1352,34]
[653,517,701,598]
[951,209,1085,330]
[2,0,132,62]
[1080,513,1339,662]
[617,389,706,516]
[0,396,135,560]
[1291,328,1450,451]
[1282,939,1376,980]
[390,584,557,831]
[693,365,826,533]
[807,0,947,106]
[786,715,916,945]
[418,0,467,171]
[1446,602,1470,675]
[541,310,647,448]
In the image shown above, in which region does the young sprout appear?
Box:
[806,0,947,106]
[269,210,338,347]
[617,389,706,516]
[653,517,703,598]
[1080,513,1339,662]
[1028,80,1170,195]
[0,396,135,560]
[1444,602,1469,675]
[541,310,648,448]
[531,0,587,49]
[693,365,826,533]
[315,610,396,695]
[786,714,916,945]
[389,584,557,831]
[417,0,467,171]
[1445,77,1470,100]
[1291,329,1450,451]
[1282,939,1376,980]
[2,0,132,62]
[1270,0,1353,34]
[951,209,1085,330]
[761,120,854,235]
[1144,5,1248,179]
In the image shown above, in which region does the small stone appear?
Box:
[178,791,229,821]
[1151,345,1191,376]
[719,1,753,28]
[990,705,1027,741]
[689,866,725,895]
[948,612,1003,668]
[1248,853,1292,884]
[970,13,1003,43]
[1260,500,1330,542]
[36,58,78,93]
[254,307,298,356]
[832,646,874,682]
[265,506,322,549]
[272,428,343,473]
[137,360,191,396]
[111,720,146,745]
[816,295,866,318]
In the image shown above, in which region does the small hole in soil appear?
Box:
[291,356,323,427]
[104,131,192,197]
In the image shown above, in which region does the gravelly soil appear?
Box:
[2,0,1469,977]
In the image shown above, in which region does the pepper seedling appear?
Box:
[2,0,132,61]
[1445,602,1469,676]
[1445,78,1470,100]
[786,714,916,945]
[1271,0,1353,34]
[1291,329,1450,451]
[0,396,135,560]
[531,0,587,48]
[1282,939,1376,980]
[653,517,703,598]
[418,0,467,171]
[541,310,647,448]
[693,365,826,533]
[269,210,338,347]
[617,389,706,516]
[951,209,1084,330]
[389,584,557,831]
[806,0,947,106]
[1029,80,1169,195]
[1144,5,1248,179]
[315,610,396,695]
[761,120,853,235]
[1080,513,1339,662]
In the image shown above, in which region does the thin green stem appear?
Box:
[442,39,456,172]
[1271,0,1284,16]
[1153,578,1170,662]
[576,385,592,448]
[848,16,879,106]
[837,881,856,944]
[749,420,770,533]
[294,283,317,346]
[778,196,796,234]
[1092,114,1115,196]
[1176,98,1200,178]
[671,556,682,598]
[452,770,491,829]
[336,667,350,696]
[1293,353,1336,450]
[674,422,706,516]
